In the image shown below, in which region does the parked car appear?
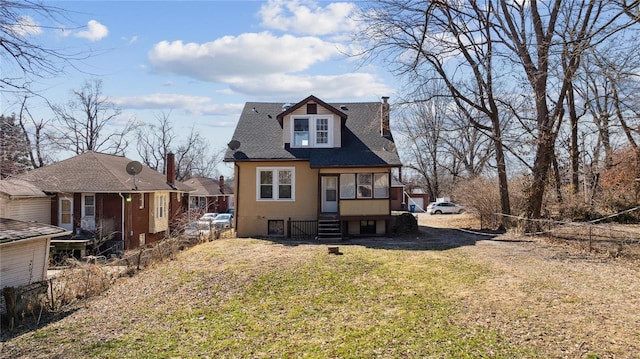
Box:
[426,201,465,215]
[183,221,211,239]
[199,213,218,222]
[211,213,233,229]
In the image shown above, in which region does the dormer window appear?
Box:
[294,118,309,146]
[291,115,333,148]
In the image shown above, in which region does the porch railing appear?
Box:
[287,219,317,240]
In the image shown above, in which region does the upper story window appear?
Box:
[257,167,295,201]
[291,115,333,148]
[294,118,309,146]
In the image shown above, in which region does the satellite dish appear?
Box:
[228,140,241,151]
[126,161,143,176]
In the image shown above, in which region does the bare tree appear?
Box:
[0,1,85,93]
[136,111,223,180]
[358,0,639,223]
[17,95,53,168]
[136,111,176,172]
[358,1,512,221]
[50,79,136,155]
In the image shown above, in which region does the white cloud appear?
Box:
[258,0,358,36]
[7,16,42,36]
[109,93,244,117]
[110,93,210,109]
[227,72,394,99]
[75,20,109,41]
[148,32,343,82]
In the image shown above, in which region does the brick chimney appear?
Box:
[166,152,175,186]
[381,96,391,138]
[219,175,225,194]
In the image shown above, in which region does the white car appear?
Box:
[199,213,218,222]
[183,221,211,239]
[426,201,465,215]
[211,213,233,229]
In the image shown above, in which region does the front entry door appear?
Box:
[321,176,338,213]
[59,194,74,231]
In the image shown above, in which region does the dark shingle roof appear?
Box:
[224,99,402,168]
[14,151,192,193]
[0,218,69,243]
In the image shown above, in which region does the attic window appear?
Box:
[307,103,317,114]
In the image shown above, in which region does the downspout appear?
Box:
[234,163,240,234]
[118,193,126,247]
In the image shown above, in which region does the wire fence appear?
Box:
[497,206,640,259]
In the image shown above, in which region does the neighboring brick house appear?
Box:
[12,151,191,251]
[224,95,403,240]
[183,176,234,214]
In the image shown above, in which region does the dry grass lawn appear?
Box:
[1,213,639,358]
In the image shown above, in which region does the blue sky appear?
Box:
[2,0,399,176]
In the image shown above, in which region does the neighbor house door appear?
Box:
[321,176,338,213]
[59,194,74,231]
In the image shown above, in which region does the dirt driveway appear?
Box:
[406,213,640,358]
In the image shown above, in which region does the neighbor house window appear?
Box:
[83,194,95,217]
[139,193,145,209]
[291,115,333,148]
[157,194,167,218]
[257,167,295,201]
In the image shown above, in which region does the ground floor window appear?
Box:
[340,172,389,199]
[268,220,285,236]
[360,220,376,235]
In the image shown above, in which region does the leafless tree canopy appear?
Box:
[357,0,640,221]
[50,79,135,155]
[136,111,224,181]
[0,0,86,93]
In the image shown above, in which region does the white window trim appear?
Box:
[256,167,295,201]
[156,193,167,219]
[290,115,334,148]
[82,193,95,218]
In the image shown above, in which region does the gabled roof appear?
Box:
[225,98,402,168]
[276,95,348,127]
[183,176,234,196]
[14,151,192,193]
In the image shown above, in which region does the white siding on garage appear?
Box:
[408,197,424,211]
[1,198,51,223]
[0,237,51,289]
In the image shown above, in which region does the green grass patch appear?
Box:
[53,240,536,357]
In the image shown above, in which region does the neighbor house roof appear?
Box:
[0,218,69,244]
[14,151,192,193]
[0,179,49,199]
[225,99,402,168]
[183,176,234,197]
